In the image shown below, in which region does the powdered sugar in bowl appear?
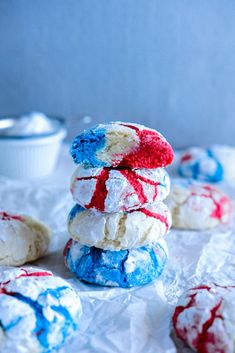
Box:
[0,112,66,179]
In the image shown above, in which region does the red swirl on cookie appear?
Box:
[0,212,24,222]
[118,123,174,168]
[173,284,235,353]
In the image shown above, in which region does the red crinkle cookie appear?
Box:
[173,284,235,353]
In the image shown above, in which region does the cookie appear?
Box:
[68,202,171,250]
[0,212,51,266]
[70,165,170,212]
[165,180,232,230]
[178,145,235,183]
[70,122,174,169]
[64,238,168,288]
[173,284,235,353]
[0,267,82,353]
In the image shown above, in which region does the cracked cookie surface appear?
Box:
[0,267,82,353]
[0,212,51,266]
[165,180,232,230]
[68,202,171,250]
[64,239,168,287]
[173,284,235,353]
[70,165,170,212]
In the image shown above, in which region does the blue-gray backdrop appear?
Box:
[0,0,235,147]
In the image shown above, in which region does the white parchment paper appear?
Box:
[0,146,234,353]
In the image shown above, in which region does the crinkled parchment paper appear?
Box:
[0,146,234,353]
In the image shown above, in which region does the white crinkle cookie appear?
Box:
[70,165,170,212]
[0,267,82,353]
[165,179,233,230]
[68,202,172,250]
[0,212,51,266]
[173,284,235,353]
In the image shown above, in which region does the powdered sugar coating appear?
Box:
[68,202,172,250]
[64,239,168,288]
[70,165,170,212]
[165,180,233,230]
[0,212,51,266]
[173,284,235,353]
[178,146,235,183]
[0,267,82,353]
[70,121,174,169]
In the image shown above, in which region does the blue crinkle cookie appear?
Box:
[64,239,168,288]
[178,148,223,182]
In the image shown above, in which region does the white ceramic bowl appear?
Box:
[0,116,66,179]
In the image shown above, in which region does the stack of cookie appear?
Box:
[64,122,174,288]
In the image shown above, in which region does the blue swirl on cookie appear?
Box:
[0,268,82,352]
[70,126,106,167]
[179,148,223,182]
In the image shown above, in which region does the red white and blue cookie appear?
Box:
[178,145,235,183]
[0,267,82,353]
[70,122,174,169]
[70,165,170,212]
